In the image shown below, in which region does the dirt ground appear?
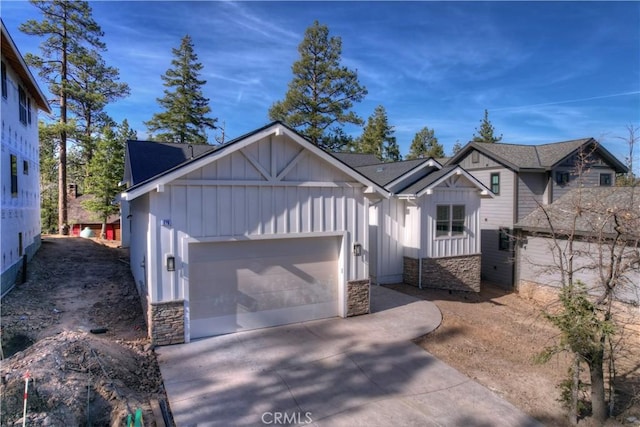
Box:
[2,237,638,426]
[0,236,170,426]
[386,283,640,427]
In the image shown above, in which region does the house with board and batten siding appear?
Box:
[1,21,51,297]
[120,122,492,345]
[447,138,628,288]
[333,154,493,292]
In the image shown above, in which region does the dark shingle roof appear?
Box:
[449,138,627,173]
[331,152,381,168]
[397,166,459,195]
[516,187,640,237]
[125,140,216,186]
[355,159,427,186]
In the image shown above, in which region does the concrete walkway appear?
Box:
[157,286,541,426]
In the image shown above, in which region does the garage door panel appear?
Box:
[189,237,340,338]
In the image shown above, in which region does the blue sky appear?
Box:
[2,1,639,169]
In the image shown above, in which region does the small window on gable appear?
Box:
[471,151,479,163]
[1,61,7,99]
[556,171,570,185]
[599,173,611,186]
[490,173,500,195]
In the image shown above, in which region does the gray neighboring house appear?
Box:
[514,187,639,304]
[447,138,628,288]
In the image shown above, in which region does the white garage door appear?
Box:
[189,236,341,339]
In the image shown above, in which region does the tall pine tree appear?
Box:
[407,126,444,159]
[146,35,216,144]
[357,105,401,162]
[269,21,367,150]
[472,109,503,143]
[67,48,129,185]
[21,0,105,234]
[83,120,131,238]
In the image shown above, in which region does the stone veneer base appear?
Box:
[149,300,185,346]
[403,254,481,292]
[347,279,370,316]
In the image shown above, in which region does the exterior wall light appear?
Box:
[353,243,362,257]
[166,255,175,272]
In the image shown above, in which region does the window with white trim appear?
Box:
[436,204,465,237]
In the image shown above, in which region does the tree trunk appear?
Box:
[58,18,68,235]
[100,222,106,240]
[570,356,580,425]
[589,350,607,423]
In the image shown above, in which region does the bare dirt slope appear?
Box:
[386,283,640,427]
[0,236,169,426]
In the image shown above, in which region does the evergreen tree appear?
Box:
[472,109,502,143]
[68,48,129,184]
[39,122,60,234]
[451,140,463,156]
[407,126,444,159]
[83,120,129,238]
[269,21,367,149]
[146,34,217,144]
[21,0,105,234]
[357,105,401,162]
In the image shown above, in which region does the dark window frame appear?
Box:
[23,160,29,175]
[27,97,32,124]
[556,171,570,185]
[499,227,512,251]
[599,173,612,186]
[10,154,18,197]
[490,172,500,195]
[18,86,27,125]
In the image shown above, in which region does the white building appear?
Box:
[1,20,51,296]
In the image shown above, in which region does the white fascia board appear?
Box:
[279,127,390,198]
[122,123,390,201]
[385,158,442,190]
[121,126,279,201]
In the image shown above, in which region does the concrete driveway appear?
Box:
[156,286,541,426]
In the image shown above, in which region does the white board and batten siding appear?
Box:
[421,188,481,259]
[146,134,370,313]
[370,197,406,284]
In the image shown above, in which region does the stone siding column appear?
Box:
[347,279,370,316]
[149,300,185,346]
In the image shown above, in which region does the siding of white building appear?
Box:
[1,24,50,296]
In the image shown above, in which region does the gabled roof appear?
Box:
[68,194,119,224]
[355,159,430,186]
[121,121,390,201]
[1,19,51,114]
[397,165,493,198]
[515,187,640,238]
[447,138,627,173]
[331,152,380,168]
[124,140,216,187]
